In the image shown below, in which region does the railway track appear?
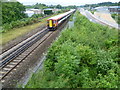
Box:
[0,28,53,82]
[1,15,52,55]
[0,10,74,87]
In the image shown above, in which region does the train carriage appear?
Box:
[47,9,75,30]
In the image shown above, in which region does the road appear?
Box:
[79,8,119,29]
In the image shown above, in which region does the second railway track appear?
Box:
[0,28,53,82]
[0,28,48,66]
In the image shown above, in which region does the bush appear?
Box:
[44,10,53,15]
[1,15,44,33]
[31,14,43,18]
[2,23,12,33]
[111,13,120,24]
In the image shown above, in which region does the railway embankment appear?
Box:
[25,11,119,88]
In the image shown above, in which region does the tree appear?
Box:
[9,0,17,2]
[34,7,39,9]
[83,2,119,7]
[1,0,8,2]
[44,10,53,15]
[56,4,62,9]
[2,1,28,24]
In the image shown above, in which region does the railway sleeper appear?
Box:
[20,53,28,57]
[11,59,21,62]
[3,68,11,71]
[0,71,6,74]
[1,69,8,72]
[1,80,5,83]
[23,50,31,53]
[6,65,14,68]
[15,56,26,60]
[21,52,30,55]
[0,75,2,78]
[9,62,18,65]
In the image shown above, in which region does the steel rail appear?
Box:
[0,28,49,67]
[1,31,53,80]
[0,28,47,61]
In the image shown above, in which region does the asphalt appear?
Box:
[79,8,119,29]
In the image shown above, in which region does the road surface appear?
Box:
[79,8,119,29]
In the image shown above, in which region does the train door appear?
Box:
[53,20,56,27]
[49,20,53,28]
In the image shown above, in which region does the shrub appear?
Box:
[1,15,45,33]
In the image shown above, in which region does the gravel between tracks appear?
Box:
[2,19,69,88]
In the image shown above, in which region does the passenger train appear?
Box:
[47,9,76,30]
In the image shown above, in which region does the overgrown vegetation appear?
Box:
[25,3,77,9]
[88,10,96,14]
[83,2,119,8]
[2,1,28,24]
[44,10,53,15]
[111,13,120,24]
[26,3,48,9]
[1,15,45,33]
[1,10,68,33]
[1,1,49,33]
[1,1,71,33]
[26,11,119,88]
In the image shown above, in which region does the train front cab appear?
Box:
[47,19,57,31]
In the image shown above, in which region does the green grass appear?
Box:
[0,22,45,45]
[25,11,119,88]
